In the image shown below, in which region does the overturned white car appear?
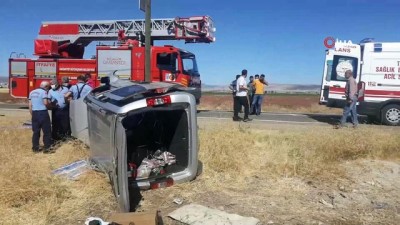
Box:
[70,75,200,212]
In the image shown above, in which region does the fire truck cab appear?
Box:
[97,44,201,102]
[319,38,400,125]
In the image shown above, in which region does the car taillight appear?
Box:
[150,177,174,189]
[146,95,171,106]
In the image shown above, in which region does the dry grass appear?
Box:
[0,114,117,225]
[1,111,400,224]
[139,121,400,224]
[198,123,400,183]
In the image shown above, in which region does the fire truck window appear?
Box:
[156,53,176,71]
[182,57,199,76]
[331,56,358,81]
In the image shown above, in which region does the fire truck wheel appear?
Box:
[381,104,400,126]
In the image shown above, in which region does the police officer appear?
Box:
[28,81,52,153]
[48,79,70,141]
[65,74,93,101]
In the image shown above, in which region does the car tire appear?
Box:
[381,104,400,126]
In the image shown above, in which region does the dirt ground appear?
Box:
[0,91,27,104]
[139,160,400,225]
[137,120,400,225]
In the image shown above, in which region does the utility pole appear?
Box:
[144,0,151,82]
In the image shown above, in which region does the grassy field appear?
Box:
[1,110,400,224]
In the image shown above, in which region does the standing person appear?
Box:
[84,73,95,89]
[247,75,255,113]
[338,70,359,128]
[61,76,71,89]
[233,69,252,122]
[229,75,242,113]
[48,79,70,141]
[250,74,259,114]
[61,76,72,136]
[65,74,93,101]
[251,74,269,115]
[28,81,52,153]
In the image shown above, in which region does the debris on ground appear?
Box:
[22,120,32,128]
[168,203,260,225]
[85,217,110,225]
[52,159,90,180]
[109,210,163,225]
[173,198,183,205]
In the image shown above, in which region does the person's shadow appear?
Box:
[305,113,370,125]
[129,183,143,212]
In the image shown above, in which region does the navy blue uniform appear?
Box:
[29,88,52,151]
[48,86,70,141]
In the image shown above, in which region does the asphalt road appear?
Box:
[0,103,364,125]
[197,110,350,125]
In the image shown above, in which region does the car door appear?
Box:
[319,50,333,104]
[328,55,359,101]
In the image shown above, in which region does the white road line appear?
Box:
[198,117,323,124]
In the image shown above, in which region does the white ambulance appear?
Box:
[319,38,400,126]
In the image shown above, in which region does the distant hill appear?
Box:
[0,77,7,83]
[202,83,320,94]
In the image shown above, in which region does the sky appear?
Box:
[1,0,400,85]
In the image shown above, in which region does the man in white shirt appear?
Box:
[233,69,252,122]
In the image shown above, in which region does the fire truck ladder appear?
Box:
[37,16,216,46]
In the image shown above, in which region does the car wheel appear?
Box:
[381,104,400,126]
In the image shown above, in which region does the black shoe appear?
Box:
[243,118,253,122]
[32,148,41,153]
[233,117,242,121]
[43,147,55,154]
[249,112,256,115]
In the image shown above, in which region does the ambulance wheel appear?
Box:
[381,104,400,126]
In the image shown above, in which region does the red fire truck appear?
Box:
[9,16,216,103]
